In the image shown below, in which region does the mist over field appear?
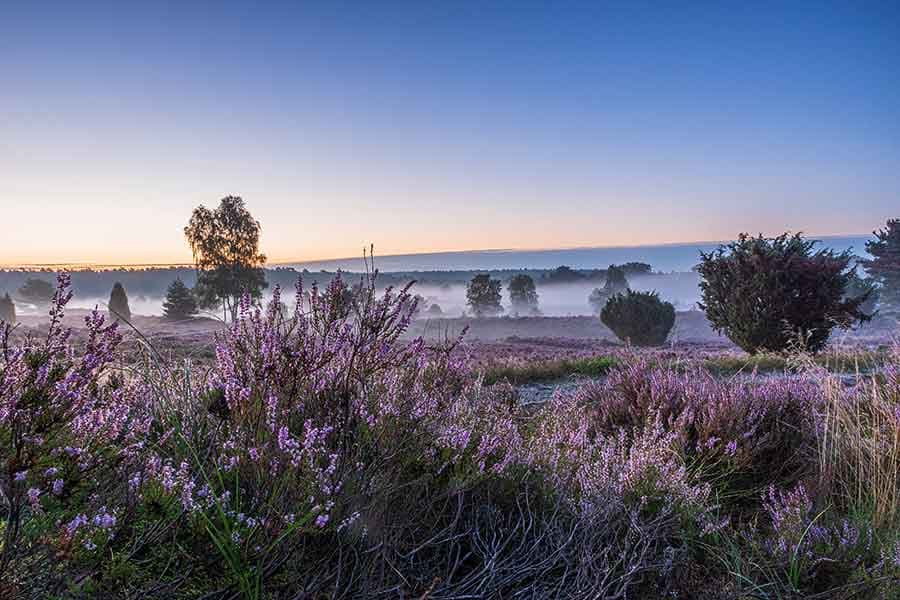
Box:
[3,236,868,319]
[10,272,700,318]
[44,278,690,319]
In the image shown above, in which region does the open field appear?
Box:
[4,276,900,598]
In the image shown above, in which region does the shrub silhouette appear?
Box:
[697,233,870,354]
[162,278,198,320]
[0,293,14,324]
[108,281,132,324]
[600,289,675,346]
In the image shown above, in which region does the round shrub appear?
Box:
[697,233,871,354]
[600,290,675,346]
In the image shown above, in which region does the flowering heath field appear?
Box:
[2,273,900,598]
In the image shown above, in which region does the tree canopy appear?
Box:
[185,196,267,321]
[542,265,584,284]
[507,274,539,316]
[466,274,503,317]
[588,265,630,313]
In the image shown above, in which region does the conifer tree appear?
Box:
[863,219,900,307]
[162,278,198,320]
[0,293,15,324]
[108,282,132,324]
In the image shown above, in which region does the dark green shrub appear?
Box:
[697,233,871,354]
[162,278,198,320]
[600,290,675,346]
[108,281,132,323]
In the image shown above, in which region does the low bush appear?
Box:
[584,359,819,504]
[600,290,675,346]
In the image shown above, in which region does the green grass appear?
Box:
[702,348,891,376]
[482,355,619,385]
[702,353,789,375]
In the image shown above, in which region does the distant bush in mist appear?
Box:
[600,289,675,346]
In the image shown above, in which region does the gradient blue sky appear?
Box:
[2,1,899,265]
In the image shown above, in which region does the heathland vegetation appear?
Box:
[1,200,900,598]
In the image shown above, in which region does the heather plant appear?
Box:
[0,293,14,325]
[600,289,675,346]
[107,281,131,324]
[123,266,547,596]
[3,271,900,598]
[587,359,819,503]
[0,275,151,593]
[697,233,871,354]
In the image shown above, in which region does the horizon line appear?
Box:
[0,232,872,271]
[270,231,872,266]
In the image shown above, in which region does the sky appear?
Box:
[2,1,899,266]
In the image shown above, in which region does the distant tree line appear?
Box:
[0,263,666,307]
